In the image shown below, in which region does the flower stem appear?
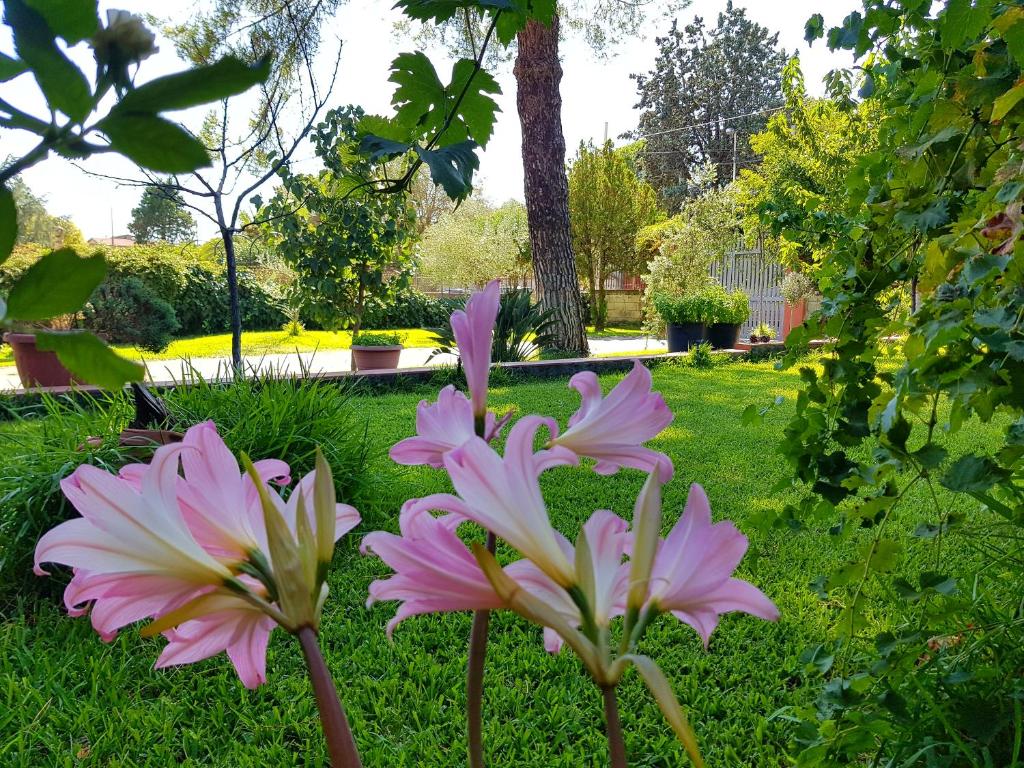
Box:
[467,530,496,768]
[602,684,628,768]
[297,626,362,768]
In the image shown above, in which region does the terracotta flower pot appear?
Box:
[3,332,81,388]
[351,344,403,371]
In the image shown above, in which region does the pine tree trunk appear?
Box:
[515,15,589,356]
[220,226,243,374]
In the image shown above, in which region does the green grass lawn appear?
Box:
[0,360,1001,766]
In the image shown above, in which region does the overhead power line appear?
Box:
[631,104,785,140]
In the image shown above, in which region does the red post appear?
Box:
[782,299,808,340]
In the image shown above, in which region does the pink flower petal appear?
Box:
[450,280,500,415]
[554,361,674,481]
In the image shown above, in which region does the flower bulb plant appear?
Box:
[366,280,779,767]
[35,422,365,767]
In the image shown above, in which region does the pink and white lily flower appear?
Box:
[35,422,360,688]
[362,503,504,638]
[434,416,579,587]
[646,484,779,647]
[550,361,675,483]
[389,385,499,468]
[450,279,501,419]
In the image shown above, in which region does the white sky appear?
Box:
[0,0,861,242]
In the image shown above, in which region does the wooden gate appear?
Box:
[709,247,784,338]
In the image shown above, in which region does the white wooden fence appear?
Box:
[710,248,784,338]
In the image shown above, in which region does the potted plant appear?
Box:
[748,322,778,344]
[707,289,750,350]
[3,316,83,388]
[351,331,404,371]
[654,292,711,352]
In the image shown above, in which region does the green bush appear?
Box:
[352,331,402,346]
[165,371,371,513]
[716,290,750,325]
[175,266,229,336]
[652,292,714,325]
[688,340,714,368]
[83,277,180,352]
[360,290,451,329]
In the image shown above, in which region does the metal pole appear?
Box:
[731,129,737,181]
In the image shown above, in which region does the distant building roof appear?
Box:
[88,234,136,247]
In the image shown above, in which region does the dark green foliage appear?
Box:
[163,372,371,513]
[359,289,452,330]
[128,185,196,245]
[0,392,135,608]
[83,276,179,352]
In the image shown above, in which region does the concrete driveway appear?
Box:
[0,335,666,390]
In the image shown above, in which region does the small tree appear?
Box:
[128,184,196,244]
[568,140,661,330]
[263,108,416,340]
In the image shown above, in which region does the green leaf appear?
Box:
[387,52,500,146]
[941,454,1008,493]
[0,185,15,264]
[992,82,1024,121]
[24,0,98,44]
[624,654,705,768]
[393,0,514,23]
[804,13,824,45]
[114,56,272,115]
[390,51,446,132]
[0,52,27,82]
[940,0,993,51]
[448,58,501,145]
[97,113,211,173]
[414,141,479,200]
[6,0,92,122]
[4,249,105,321]
[912,444,948,470]
[358,135,411,163]
[35,331,143,390]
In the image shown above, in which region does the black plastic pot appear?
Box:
[666,322,707,352]
[707,323,741,350]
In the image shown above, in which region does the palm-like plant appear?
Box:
[431,288,556,363]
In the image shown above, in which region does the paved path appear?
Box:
[0,335,666,390]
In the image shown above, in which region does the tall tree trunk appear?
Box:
[596,257,607,333]
[220,226,243,374]
[515,16,589,356]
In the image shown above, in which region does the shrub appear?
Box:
[779,270,819,305]
[175,265,230,336]
[352,331,402,346]
[652,292,714,325]
[164,371,372,514]
[688,340,714,368]
[83,276,180,352]
[360,290,452,329]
